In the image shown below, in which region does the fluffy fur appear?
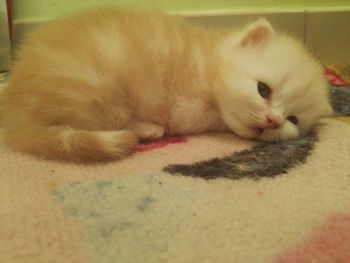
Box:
[0,8,332,162]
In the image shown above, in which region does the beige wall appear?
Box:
[0,1,11,71]
[13,0,350,22]
[10,0,350,64]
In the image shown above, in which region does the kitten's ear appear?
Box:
[238,19,274,48]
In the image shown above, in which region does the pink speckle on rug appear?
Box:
[325,68,349,87]
[134,136,187,152]
[275,213,350,263]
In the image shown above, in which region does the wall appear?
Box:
[10,0,350,64]
[13,0,350,22]
[0,0,11,71]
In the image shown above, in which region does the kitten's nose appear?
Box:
[266,116,280,129]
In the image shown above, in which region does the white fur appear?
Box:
[1,11,332,163]
[215,19,331,141]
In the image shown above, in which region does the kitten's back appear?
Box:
[2,8,195,162]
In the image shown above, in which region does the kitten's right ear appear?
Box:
[237,19,274,48]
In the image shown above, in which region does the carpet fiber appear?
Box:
[1,85,350,263]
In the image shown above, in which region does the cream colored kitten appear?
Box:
[0,8,332,162]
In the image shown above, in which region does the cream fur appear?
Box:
[0,8,332,162]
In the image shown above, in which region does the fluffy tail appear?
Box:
[3,126,138,163]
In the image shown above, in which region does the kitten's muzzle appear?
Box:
[265,116,280,129]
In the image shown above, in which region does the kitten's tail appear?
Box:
[3,126,138,163]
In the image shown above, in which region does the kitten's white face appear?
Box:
[217,19,332,141]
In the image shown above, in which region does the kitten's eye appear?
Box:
[257,81,272,99]
[287,115,298,125]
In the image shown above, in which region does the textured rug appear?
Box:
[1,83,350,263]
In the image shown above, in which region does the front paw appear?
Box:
[128,121,165,140]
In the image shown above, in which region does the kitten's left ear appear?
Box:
[238,19,274,48]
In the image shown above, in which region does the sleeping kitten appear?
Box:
[0,8,332,162]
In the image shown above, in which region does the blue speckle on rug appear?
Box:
[50,175,168,262]
[137,196,155,213]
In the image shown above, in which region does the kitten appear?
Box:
[0,8,332,162]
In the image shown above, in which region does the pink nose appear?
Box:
[266,116,280,129]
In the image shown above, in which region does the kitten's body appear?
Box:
[0,8,331,162]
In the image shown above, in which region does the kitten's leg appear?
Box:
[128,121,164,140]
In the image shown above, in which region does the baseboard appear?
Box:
[11,8,350,65]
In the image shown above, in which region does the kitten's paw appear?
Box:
[138,125,164,140]
[128,121,164,140]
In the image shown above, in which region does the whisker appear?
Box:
[248,110,260,122]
